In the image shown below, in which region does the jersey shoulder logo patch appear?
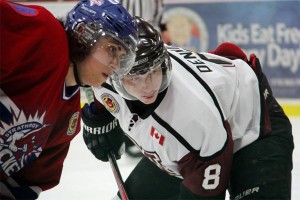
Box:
[101,93,120,114]
[8,2,39,17]
[67,111,80,135]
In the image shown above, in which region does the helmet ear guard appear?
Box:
[74,22,103,47]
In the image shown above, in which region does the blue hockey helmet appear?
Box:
[65,0,138,78]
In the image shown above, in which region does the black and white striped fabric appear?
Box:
[119,0,164,30]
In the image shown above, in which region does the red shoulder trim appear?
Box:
[209,42,248,62]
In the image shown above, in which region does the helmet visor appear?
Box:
[111,52,172,101]
[128,52,166,76]
[91,34,136,80]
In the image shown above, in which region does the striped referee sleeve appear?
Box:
[119,0,164,30]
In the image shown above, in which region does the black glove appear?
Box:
[82,103,125,162]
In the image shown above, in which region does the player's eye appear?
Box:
[107,44,118,55]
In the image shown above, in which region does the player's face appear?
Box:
[122,65,163,104]
[77,37,131,88]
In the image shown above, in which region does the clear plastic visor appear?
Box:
[122,63,162,83]
[111,54,172,101]
[91,34,136,80]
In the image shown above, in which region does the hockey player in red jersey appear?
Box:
[82,17,294,199]
[0,0,138,199]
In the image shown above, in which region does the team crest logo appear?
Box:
[0,89,48,176]
[67,111,80,135]
[101,93,120,114]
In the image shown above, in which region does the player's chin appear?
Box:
[140,94,157,104]
[90,80,105,88]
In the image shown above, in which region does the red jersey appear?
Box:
[0,0,81,191]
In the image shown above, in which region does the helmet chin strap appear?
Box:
[73,62,90,88]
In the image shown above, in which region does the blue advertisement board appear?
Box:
[164,0,300,99]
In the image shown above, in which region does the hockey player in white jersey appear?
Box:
[119,0,170,157]
[82,17,294,199]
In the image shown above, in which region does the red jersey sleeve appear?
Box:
[0,1,81,190]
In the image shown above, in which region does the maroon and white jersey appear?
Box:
[0,1,81,191]
[93,46,261,196]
